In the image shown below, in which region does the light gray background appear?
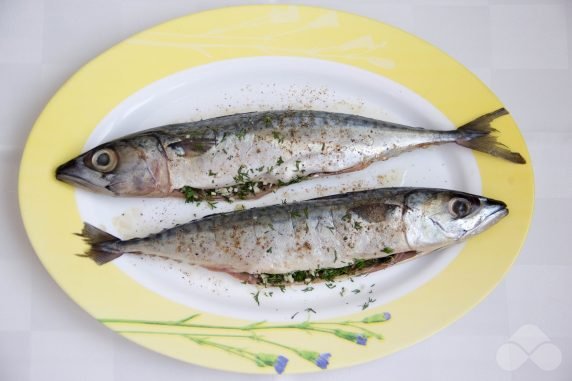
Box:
[1,0,570,380]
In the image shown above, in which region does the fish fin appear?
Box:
[322,161,373,175]
[203,266,260,284]
[456,108,526,164]
[167,137,216,157]
[357,251,421,275]
[77,223,118,245]
[84,247,123,265]
[77,223,122,265]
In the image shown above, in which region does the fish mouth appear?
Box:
[55,161,115,195]
[486,205,509,223]
[471,198,508,235]
[486,198,508,219]
[56,172,96,189]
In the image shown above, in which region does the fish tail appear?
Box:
[76,223,123,265]
[455,108,526,164]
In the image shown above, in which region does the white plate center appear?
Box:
[76,57,481,321]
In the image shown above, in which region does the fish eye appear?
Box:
[90,148,117,172]
[448,197,472,218]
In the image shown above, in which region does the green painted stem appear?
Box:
[100,318,383,334]
[313,322,384,339]
[99,317,309,331]
[187,337,259,362]
[104,318,363,341]
[119,329,315,364]
[119,330,261,363]
[117,330,253,339]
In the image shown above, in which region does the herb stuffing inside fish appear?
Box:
[80,188,508,285]
[56,108,525,201]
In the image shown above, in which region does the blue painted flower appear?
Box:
[297,350,332,369]
[362,312,392,323]
[315,353,331,369]
[273,355,288,374]
[333,329,368,345]
[255,353,289,374]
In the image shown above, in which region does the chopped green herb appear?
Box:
[233,165,250,184]
[353,221,362,230]
[278,285,286,293]
[354,259,366,270]
[342,212,352,222]
[276,156,284,166]
[294,160,301,172]
[362,297,376,310]
[252,255,394,286]
[334,249,338,263]
[289,175,305,184]
[321,142,326,152]
[181,186,200,203]
[236,129,246,140]
[339,287,346,297]
[325,282,336,289]
[266,247,273,253]
[277,175,306,187]
[382,247,394,254]
[220,132,228,143]
[272,130,284,143]
[208,169,217,176]
[292,271,306,282]
[256,166,265,172]
[290,210,301,218]
[305,308,316,314]
[251,291,260,306]
[302,286,314,292]
[207,201,217,209]
[352,289,361,294]
[264,115,273,127]
[290,312,299,319]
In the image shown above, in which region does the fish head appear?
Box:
[403,189,507,250]
[55,134,171,196]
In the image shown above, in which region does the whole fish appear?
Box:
[81,188,508,285]
[57,108,524,200]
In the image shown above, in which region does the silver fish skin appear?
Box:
[56,109,525,198]
[81,188,508,279]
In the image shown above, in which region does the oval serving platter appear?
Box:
[19,5,533,374]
